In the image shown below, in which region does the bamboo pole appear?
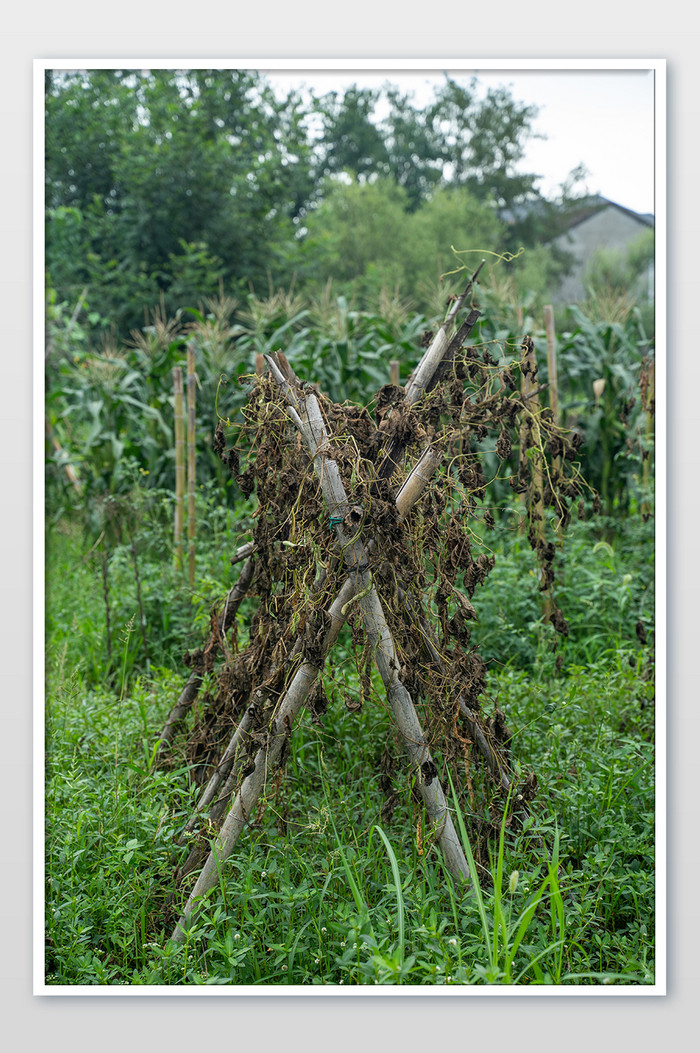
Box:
[170,436,466,938]
[403,262,484,408]
[177,700,258,845]
[173,367,185,569]
[174,444,443,871]
[641,357,655,521]
[170,282,488,937]
[543,306,564,544]
[156,556,256,759]
[187,345,196,589]
[543,305,559,424]
[393,584,510,790]
[519,336,553,616]
[263,362,470,876]
[230,541,256,566]
[171,575,358,941]
[373,265,483,486]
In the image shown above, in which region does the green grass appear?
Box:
[43,492,656,987]
[469,512,655,674]
[44,641,655,986]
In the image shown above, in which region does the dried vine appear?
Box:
[160,302,593,939]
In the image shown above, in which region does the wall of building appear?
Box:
[552,206,653,303]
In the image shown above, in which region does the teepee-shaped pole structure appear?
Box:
[163,260,580,946]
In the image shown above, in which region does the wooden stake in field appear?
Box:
[173,367,185,569]
[543,305,559,424]
[186,344,196,589]
[640,356,655,521]
[519,336,555,619]
[544,305,563,543]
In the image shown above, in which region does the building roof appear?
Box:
[559,195,654,233]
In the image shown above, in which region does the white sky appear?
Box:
[264,66,657,216]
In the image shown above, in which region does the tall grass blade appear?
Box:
[446,770,493,968]
[371,824,405,966]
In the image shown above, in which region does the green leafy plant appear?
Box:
[556,306,653,517]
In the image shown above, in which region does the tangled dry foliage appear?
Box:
[161,309,595,918]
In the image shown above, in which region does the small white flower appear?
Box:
[315,957,320,964]
[281,964,287,972]
[321,927,327,934]
[261,871,267,878]
[234,932,241,941]
[340,941,346,948]
[449,938,457,947]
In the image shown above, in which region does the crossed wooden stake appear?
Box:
[164,264,529,945]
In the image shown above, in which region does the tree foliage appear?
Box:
[45,69,315,333]
[45,68,571,338]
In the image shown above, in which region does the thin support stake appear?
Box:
[544,305,559,423]
[187,344,196,589]
[173,367,185,569]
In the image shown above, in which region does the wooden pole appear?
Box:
[170,410,476,939]
[173,367,185,569]
[543,305,559,423]
[173,445,446,876]
[641,357,655,521]
[520,336,554,616]
[544,306,564,542]
[264,360,471,879]
[187,345,196,589]
[171,576,360,941]
[157,556,256,759]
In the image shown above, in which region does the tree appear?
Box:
[45,69,317,336]
[312,76,545,223]
[402,186,504,295]
[299,176,505,310]
[45,70,571,336]
[314,85,390,181]
[376,86,444,210]
[45,69,139,214]
[299,177,409,296]
[426,77,545,249]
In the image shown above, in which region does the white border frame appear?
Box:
[34,57,666,997]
